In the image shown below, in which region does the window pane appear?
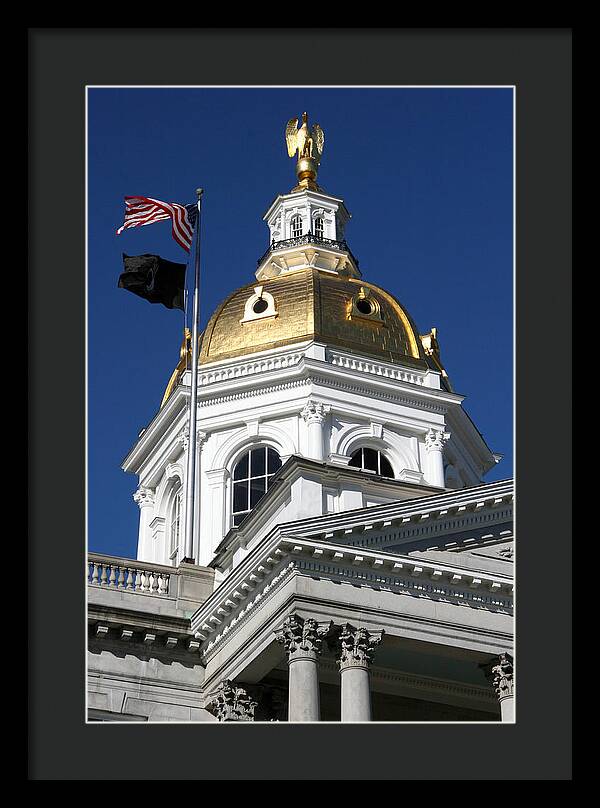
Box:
[250,447,266,477]
[267,448,282,474]
[379,455,394,478]
[233,481,249,514]
[250,477,266,508]
[349,449,362,468]
[363,448,378,472]
[233,513,244,527]
[233,452,249,480]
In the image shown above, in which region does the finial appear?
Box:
[196,188,204,199]
[285,113,325,191]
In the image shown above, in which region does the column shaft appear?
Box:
[340,665,372,721]
[288,654,321,722]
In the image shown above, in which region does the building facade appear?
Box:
[87,114,514,722]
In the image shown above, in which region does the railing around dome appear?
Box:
[257,233,359,269]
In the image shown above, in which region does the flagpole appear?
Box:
[182,188,204,563]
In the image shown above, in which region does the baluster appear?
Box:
[117,567,126,588]
[136,569,144,591]
[108,566,117,587]
[100,564,108,586]
[91,562,99,585]
[158,574,168,595]
[152,573,160,595]
[142,571,150,592]
[125,568,135,590]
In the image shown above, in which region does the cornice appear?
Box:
[192,534,513,659]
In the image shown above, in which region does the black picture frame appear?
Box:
[29,28,572,781]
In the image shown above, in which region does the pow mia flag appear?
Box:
[118,253,186,311]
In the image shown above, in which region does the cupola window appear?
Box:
[349,448,394,479]
[291,214,303,238]
[314,217,324,239]
[232,446,282,526]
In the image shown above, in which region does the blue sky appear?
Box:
[88,87,513,558]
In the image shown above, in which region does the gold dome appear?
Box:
[198,268,427,367]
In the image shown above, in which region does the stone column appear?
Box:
[206,679,257,722]
[482,652,515,722]
[425,428,450,488]
[275,614,332,722]
[336,624,383,722]
[133,486,155,561]
[301,399,329,461]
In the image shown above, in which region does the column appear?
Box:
[424,428,450,488]
[301,399,329,461]
[133,486,155,561]
[335,624,383,722]
[275,614,332,722]
[206,679,257,722]
[482,652,515,722]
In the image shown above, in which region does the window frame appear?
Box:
[348,447,395,479]
[231,446,282,527]
[291,214,303,239]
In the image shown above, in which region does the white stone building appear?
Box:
[87,115,514,722]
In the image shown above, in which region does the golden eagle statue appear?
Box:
[285,112,325,189]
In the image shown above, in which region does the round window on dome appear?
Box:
[356,298,374,315]
[253,298,269,314]
[350,288,382,322]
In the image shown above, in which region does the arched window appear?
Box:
[169,486,182,564]
[314,217,324,239]
[291,215,303,239]
[349,448,394,479]
[232,446,282,526]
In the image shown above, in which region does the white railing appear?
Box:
[87,553,173,597]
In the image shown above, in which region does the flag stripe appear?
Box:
[116,196,195,252]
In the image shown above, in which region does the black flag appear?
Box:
[118,253,186,310]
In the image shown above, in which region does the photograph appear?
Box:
[86,86,515,723]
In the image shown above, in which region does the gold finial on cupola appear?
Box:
[285,112,325,191]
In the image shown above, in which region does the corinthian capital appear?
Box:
[336,624,384,670]
[206,679,257,722]
[301,399,329,425]
[133,486,154,507]
[425,428,451,452]
[177,425,208,453]
[275,614,332,660]
[482,652,514,701]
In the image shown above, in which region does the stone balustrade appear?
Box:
[88,553,173,597]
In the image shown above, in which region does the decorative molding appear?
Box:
[300,399,329,425]
[335,623,384,670]
[328,350,427,386]
[205,680,257,722]
[200,378,310,407]
[199,350,305,387]
[177,425,208,453]
[274,614,333,661]
[425,428,451,452]
[481,652,514,701]
[133,486,155,508]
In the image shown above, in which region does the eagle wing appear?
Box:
[285,117,299,157]
[312,124,325,162]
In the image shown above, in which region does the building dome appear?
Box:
[198,267,428,367]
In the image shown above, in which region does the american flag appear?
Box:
[116,196,197,253]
